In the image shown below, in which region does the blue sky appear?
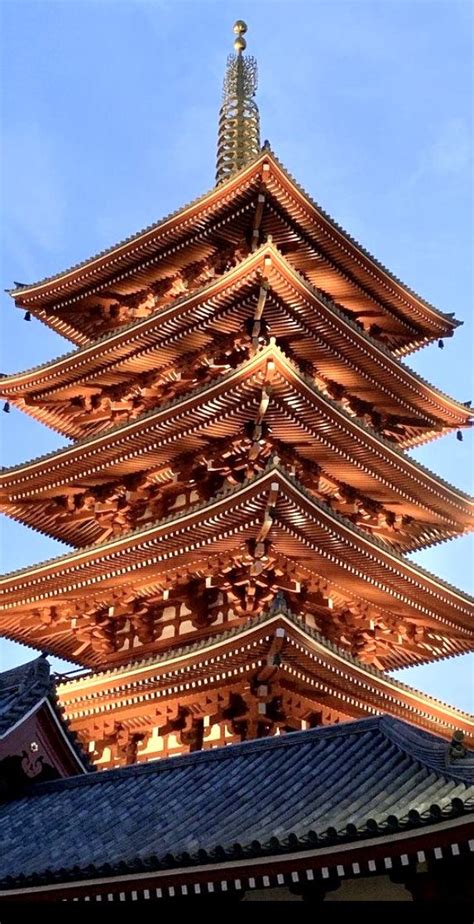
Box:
[0,0,472,711]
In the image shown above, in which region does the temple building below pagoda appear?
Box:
[0,709,473,903]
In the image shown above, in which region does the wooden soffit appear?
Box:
[58,609,474,743]
[1,247,471,443]
[1,465,472,637]
[8,150,459,348]
[1,344,472,546]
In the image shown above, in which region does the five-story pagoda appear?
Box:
[1,22,473,770]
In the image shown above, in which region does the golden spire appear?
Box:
[216,20,261,185]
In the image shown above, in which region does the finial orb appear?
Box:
[233,20,248,35]
[234,35,247,53]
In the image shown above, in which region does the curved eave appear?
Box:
[8,154,268,307]
[1,344,473,545]
[1,253,265,397]
[8,150,460,346]
[1,465,472,639]
[1,246,471,437]
[265,150,461,340]
[271,247,471,434]
[57,608,474,741]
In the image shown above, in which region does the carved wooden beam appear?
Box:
[251,190,266,252]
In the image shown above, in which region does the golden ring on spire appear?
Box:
[217,18,260,184]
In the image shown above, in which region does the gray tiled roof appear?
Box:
[0,656,92,772]
[0,656,50,738]
[1,715,472,889]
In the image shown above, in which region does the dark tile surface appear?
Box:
[1,715,473,886]
[0,655,92,775]
[0,656,50,737]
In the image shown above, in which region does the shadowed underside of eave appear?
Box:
[0,466,472,671]
[56,608,474,742]
[1,345,472,553]
[1,247,471,453]
[7,151,461,352]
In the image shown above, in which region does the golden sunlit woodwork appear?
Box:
[1,23,472,771]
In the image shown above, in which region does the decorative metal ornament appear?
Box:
[216,20,261,184]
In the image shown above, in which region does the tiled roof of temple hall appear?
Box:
[0,657,52,738]
[1,715,473,890]
[0,656,92,771]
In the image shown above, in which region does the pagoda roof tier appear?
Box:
[1,715,473,901]
[0,465,472,668]
[1,344,472,552]
[58,607,474,744]
[8,150,460,353]
[1,246,471,447]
